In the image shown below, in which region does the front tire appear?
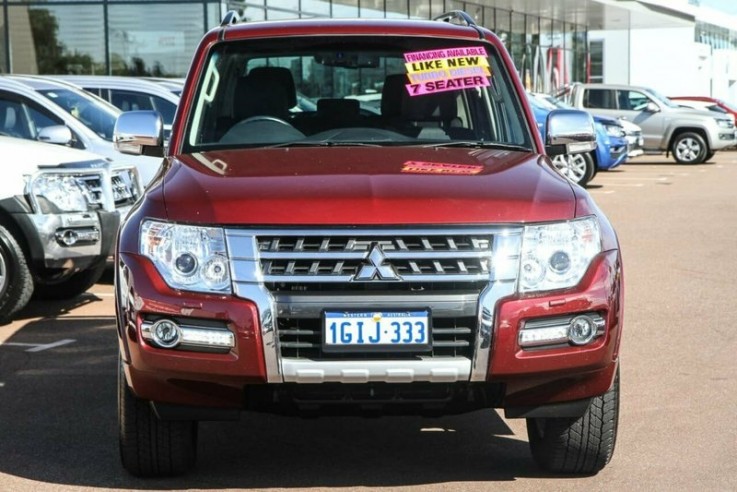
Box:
[0,225,34,322]
[551,152,595,187]
[118,360,198,477]
[526,368,619,475]
[672,132,707,164]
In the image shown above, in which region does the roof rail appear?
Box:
[221,10,240,27]
[433,10,478,28]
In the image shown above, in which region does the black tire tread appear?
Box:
[0,225,34,322]
[527,368,619,475]
[118,361,197,477]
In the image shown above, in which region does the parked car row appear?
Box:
[0,74,182,321]
[528,93,630,187]
[556,83,737,164]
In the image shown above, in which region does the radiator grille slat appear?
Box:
[227,228,502,363]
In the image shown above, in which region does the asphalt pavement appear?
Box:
[1,152,736,491]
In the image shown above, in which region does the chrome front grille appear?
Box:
[111,167,140,208]
[75,173,105,210]
[256,231,493,285]
[226,226,523,382]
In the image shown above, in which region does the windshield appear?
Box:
[184,36,533,152]
[38,88,119,141]
[644,88,680,109]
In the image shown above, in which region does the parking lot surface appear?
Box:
[1,153,736,491]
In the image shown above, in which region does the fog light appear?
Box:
[151,319,181,348]
[180,327,235,349]
[58,230,79,246]
[519,325,569,347]
[568,315,596,345]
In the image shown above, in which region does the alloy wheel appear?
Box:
[552,154,588,184]
[675,137,702,163]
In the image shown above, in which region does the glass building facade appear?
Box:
[0,0,588,92]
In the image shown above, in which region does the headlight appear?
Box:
[604,124,625,138]
[715,118,733,128]
[519,217,602,293]
[31,174,88,213]
[140,220,231,294]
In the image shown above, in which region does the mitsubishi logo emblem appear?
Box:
[354,244,401,281]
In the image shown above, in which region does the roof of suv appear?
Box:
[218,17,489,42]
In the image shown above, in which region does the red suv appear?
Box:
[113,11,624,477]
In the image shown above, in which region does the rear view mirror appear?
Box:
[645,101,660,113]
[545,109,597,156]
[37,125,73,146]
[114,110,164,157]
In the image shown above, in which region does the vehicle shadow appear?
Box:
[0,314,552,489]
[0,294,106,327]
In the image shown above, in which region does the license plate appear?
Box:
[323,310,431,352]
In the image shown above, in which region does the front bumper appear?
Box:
[596,136,628,170]
[24,209,119,270]
[117,246,623,412]
[710,128,737,150]
[626,133,644,158]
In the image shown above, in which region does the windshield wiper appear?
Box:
[267,140,382,148]
[422,141,531,152]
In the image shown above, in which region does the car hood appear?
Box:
[0,136,107,174]
[161,147,576,225]
[593,115,619,126]
[668,106,730,121]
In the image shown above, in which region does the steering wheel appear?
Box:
[242,115,292,126]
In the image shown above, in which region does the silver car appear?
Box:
[0,75,161,186]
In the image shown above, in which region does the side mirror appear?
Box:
[37,125,73,145]
[545,109,597,156]
[645,101,660,113]
[114,110,164,157]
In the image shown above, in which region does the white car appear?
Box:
[51,75,180,136]
[0,75,161,186]
[0,136,123,320]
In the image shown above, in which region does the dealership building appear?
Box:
[1,0,736,100]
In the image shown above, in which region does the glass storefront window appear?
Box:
[385,0,408,19]
[207,1,223,30]
[269,0,299,9]
[332,0,358,18]
[510,12,526,73]
[430,0,444,19]
[496,8,510,49]
[359,0,384,18]
[8,4,105,75]
[267,9,300,20]
[0,0,592,92]
[1,8,7,73]
[109,3,205,77]
[572,25,587,83]
[409,0,430,20]
[301,0,331,17]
